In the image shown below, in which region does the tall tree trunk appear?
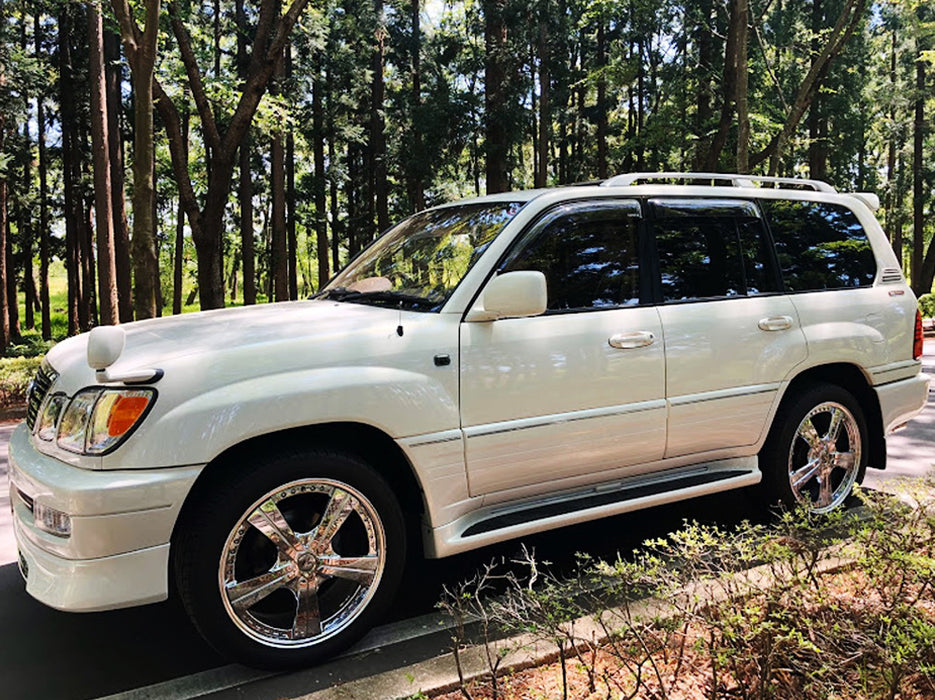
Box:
[693,0,715,169]
[81,198,97,328]
[735,0,750,173]
[89,1,120,325]
[372,0,389,233]
[235,0,255,305]
[408,0,424,211]
[0,123,8,351]
[111,0,161,319]
[704,0,744,171]
[484,0,509,193]
[105,29,133,322]
[270,53,288,301]
[808,0,828,180]
[239,136,256,304]
[327,58,341,274]
[536,3,550,188]
[4,203,17,342]
[36,11,51,340]
[596,19,608,179]
[19,11,34,332]
[173,113,189,314]
[885,24,898,253]
[911,44,926,294]
[313,51,329,288]
[286,47,298,299]
[60,5,82,335]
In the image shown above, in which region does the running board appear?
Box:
[427,460,761,558]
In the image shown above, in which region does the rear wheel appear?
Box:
[174,448,405,669]
[760,383,867,513]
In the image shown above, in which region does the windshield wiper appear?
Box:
[317,287,436,309]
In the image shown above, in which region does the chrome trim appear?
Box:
[463,400,666,440]
[668,384,778,408]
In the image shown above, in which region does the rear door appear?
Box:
[650,198,808,457]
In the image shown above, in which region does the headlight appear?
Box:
[36,394,68,441]
[56,388,155,455]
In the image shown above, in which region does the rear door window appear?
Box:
[650,198,779,302]
[760,199,876,291]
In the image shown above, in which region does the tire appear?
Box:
[173,448,406,669]
[759,383,868,514]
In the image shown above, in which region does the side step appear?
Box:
[428,460,761,558]
[463,469,751,536]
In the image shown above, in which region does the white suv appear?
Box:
[10,173,929,668]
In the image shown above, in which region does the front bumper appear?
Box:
[8,423,203,612]
[876,372,931,434]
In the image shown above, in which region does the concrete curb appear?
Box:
[295,550,853,700]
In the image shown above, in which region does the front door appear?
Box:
[459,200,667,497]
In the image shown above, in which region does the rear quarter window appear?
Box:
[761,199,876,292]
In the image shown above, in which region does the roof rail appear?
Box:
[601,172,837,193]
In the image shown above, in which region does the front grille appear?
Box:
[17,551,28,580]
[25,361,58,430]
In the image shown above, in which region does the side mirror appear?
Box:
[466,271,547,322]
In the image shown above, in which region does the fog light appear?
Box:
[33,502,72,537]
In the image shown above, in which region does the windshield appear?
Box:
[323,201,525,310]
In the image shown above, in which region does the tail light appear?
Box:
[915,310,924,361]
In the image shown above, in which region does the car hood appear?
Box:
[45,300,412,389]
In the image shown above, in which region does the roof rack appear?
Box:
[601,172,837,193]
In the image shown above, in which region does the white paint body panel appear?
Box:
[460,307,665,495]
[660,296,807,456]
[8,181,931,613]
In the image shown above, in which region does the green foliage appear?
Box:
[0,355,41,408]
[439,482,935,699]
[920,293,935,319]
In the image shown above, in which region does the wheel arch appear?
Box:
[171,422,428,555]
[780,362,886,471]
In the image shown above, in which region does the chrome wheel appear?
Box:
[219,478,386,648]
[787,401,861,513]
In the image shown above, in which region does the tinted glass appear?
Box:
[652,199,778,302]
[761,200,876,291]
[503,202,643,311]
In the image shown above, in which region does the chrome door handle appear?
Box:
[758,315,793,332]
[609,331,655,349]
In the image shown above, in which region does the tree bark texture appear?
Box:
[104,29,133,322]
[88,1,119,325]
[484,0,509,193]
[35,11,51,339]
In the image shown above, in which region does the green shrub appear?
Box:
[0,355,42,408]
[920,293,935,319]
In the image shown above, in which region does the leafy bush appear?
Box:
[920,293,935,320]
[437,483,935,700]
[0,355,42,408]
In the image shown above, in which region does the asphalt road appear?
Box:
[0,341,931,700]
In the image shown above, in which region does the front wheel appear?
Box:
[760,383,868,514]
[173,449,406,669]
